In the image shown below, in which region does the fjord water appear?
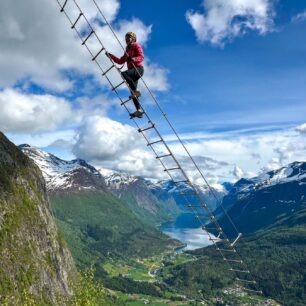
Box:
[161,213,214,251]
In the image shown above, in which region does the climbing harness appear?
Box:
[56,0,262,294]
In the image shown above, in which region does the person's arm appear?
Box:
[132,43,144,64]
[109,53,127,65]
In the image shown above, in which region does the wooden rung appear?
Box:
[173,179,189,184]
[147,139,163,146]
[203,226,222,231]
[164,167,181,172]
[92,47,105,61]
[112,81,125,91]
[231,233,242,247]
[60,0,68,12]
[216,248,236,253]
[156,154,172,159]
[229,269,250,274]
[242,287,263,294]
[71,12,83,29]
[224,259,243,263]
[82,30,94,45]
[236,278,256,284]
[102,64,115,76]
[188,205,205,208]
[138,125,155,133]
[120,97,132,105]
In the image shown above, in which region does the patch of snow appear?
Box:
[21,145,101,191]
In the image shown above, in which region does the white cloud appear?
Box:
[296,123,306,134]
[0,0,169,93]
[233,165,244,179]
[0,88,75,133]
[292,10,306,22]
[163,124,306,182]
[72,116,166,178]
[186,0,275,46]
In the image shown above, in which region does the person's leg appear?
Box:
[122,67,144,111]
[121,69,137,91]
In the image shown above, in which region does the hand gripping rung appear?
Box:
[229,269,250,274]
[82,30,94,45]
[164,167,181,172]
[138,124,155,133]
[156,153,172,159]
[147,139,163,146]
[112,81,125,91]
[103,64,115,76]
[92,47,105,61]
[60,0,68,12]
[71,13,83,29]
[236,278,256,284]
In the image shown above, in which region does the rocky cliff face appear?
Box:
[0,133,75,304]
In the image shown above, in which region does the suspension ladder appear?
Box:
[56,0,262,294]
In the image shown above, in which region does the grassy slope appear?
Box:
[50,192,177,270]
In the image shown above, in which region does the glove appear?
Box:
[127,56,134,62]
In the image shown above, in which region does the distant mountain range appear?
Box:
[213,161,306,238]
[20,144,226,226]
[101,170,180,225]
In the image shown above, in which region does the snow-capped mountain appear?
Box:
[20,144,107,192]
[153,179,228,212]
[101,170,139,190]
[214,161,306,238]
[99,169,181,225]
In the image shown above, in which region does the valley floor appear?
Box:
[102,249,280,306]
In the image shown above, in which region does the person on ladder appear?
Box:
[106,32,144,118]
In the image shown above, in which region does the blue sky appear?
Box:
[1,0,306,185]
[118,0,306,133]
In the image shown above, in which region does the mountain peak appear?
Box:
[21,145,106,192]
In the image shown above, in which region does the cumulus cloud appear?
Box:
[186,0,275,46]
[296,123,306,134]
[72,116,166,178]
[0,88,75,133]
[164,125,306,183]
[0,0,169,93]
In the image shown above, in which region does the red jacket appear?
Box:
[110,42,144,69]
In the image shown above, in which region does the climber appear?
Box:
[106,32,144,118]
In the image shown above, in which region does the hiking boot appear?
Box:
[129,90,141,99]
[130,110,143,118]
